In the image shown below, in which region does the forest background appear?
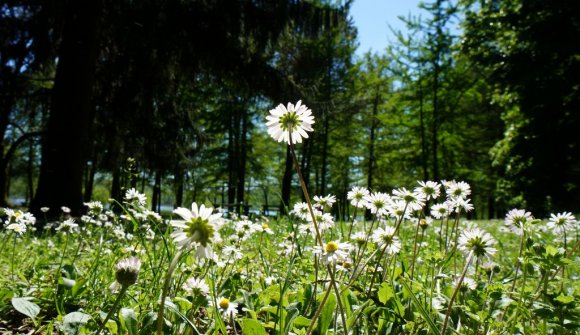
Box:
[1,0,579,220]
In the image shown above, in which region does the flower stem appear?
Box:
[11,233,17,279]
[409,216,423,281]
[96,285,129,335]
[157,248,185,335]
[441,251,473,335]
[289,142,323,247]
[306,280,333,335]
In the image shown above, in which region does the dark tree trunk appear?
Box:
[280,146,293,213]
[31,0,101,218]
[418,75,429,181]
[174,168,184,208]
[111,167,121,204]
[27,139,35,204]
[0,100,12,206]
[320,113,329,195]
[84,161,96,202]
[300,138,311,197]
[151,170,161,212]
[227,109,238,212]
[236,110,248,213]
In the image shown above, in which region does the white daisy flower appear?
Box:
[454,276,477,291]
[547,212,576,234]
[414,181,441,200]
[371,226,401,255]
[505,208,533,235]
[431,203,451,219]
[182,277,209,297]
[55,218,79,234]
[313,194,336,210]
[457,227,497,259]
[266,100,315,144]
[347,186,370,208]
[364,192,391,217]
[291,202,310,220]
[313,240,353,264]
[124,188,147,207]
[170,202,222,258]
[445,181,471,200]
[212,297,238,318]
[392,187,425,211]
[114,257,141,287]
[6,222,27,235]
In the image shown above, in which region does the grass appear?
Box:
[0,195,579,335]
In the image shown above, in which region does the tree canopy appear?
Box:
[1,0,579,219]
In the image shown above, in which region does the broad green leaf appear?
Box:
[62,311,91,335]
[284,305,300,334]
[11,297,40,320]
[318,292,337,335]
[71,278,87,298]
[555,294,574,305]
[241,318,268,335]
[121,308,138,335]
[378,282,394,305]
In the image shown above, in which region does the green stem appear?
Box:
[96,285,129,335]
[11,233,17,279]
[441,251,474,335]
[306,280,333,335]
[157,248,185,335]
[347,206,358,240]
[409,216,423,281]
[289,142,323,247]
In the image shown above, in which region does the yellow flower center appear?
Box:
[325,241,339,253]
[262,224,269,229]
[219,298,230,309]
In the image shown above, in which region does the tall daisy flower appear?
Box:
[182,277,209,297]
[504,208,533,235]
[314,240,353,264]
[414,180,441,201]
[313,194,336,210]
[457,227,497,259]
[547,212,576,234]
[266,100,314,144]
[445,181,471,200]
[170,202,222,259]
[371,226,402,255]
[347,186,370,208]
[364,192,391,217]
[212,297,238,318]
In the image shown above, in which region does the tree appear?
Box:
[462,0,580,215]
[30,1,101,217]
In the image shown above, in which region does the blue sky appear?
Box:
[350,0,422,55]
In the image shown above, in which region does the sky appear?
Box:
[350,0,423,55]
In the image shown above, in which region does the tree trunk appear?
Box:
[418,75,429,181]
[320,113,330,195]
[151,170,161,212]
[0,99,12,207]
[236,109,248,213]
[174,168,184,209]
[227,109,238,212]
[84,160,96,202]
[31,0,101,218]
